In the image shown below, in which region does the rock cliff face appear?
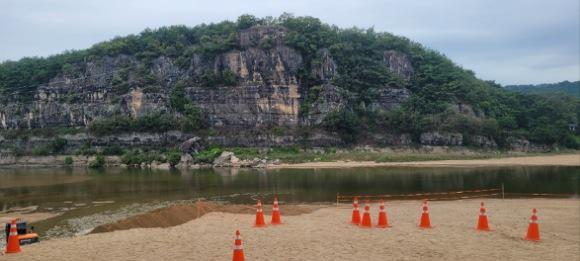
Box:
[0,26,412,136]
[383,50,414,82]
[0,20,564,153]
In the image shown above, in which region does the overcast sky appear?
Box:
[0,0,578,85]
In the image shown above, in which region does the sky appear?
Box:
[0,0,578,85]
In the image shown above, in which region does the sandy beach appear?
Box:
[2,198,578,261]
[272,154,580,168]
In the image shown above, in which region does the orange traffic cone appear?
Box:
[476,202,490,231]
[419,200,432,229]
[5,219,21,254]
[271,197,282,225]
[525,208,540,241]
[255,200,266,227]
[351,197,361,225]
[376,200,391,228]
[232,230,245,261]
[360,201,372,228]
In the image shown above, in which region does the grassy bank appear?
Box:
[1,146,577,168]
[227,147,575,164]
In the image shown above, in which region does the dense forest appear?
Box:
[505,81,579,97]
[0,14,578,149]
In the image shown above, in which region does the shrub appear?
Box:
[31,145,50,156]
[30,137,68,156]
[88,113,178,136]
[102,145,125,155]
[323,109,360,144]
[180,105,207,132]
[192,147,223,163]
[165,148,182,167]
[64,156,73,165]
[271,127,286,136]
[230,147,260,159]
[271,145,301,154]
[88,155,106,168]
[121,150,145,166]
[199,70,238,87]
[121,150,165,167]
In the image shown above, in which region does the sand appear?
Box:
[1,198,578,261]
[272,154,580,168]
[91,202,322,234]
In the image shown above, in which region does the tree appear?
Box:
[237,14,259,29]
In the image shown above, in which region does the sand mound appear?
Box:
[90,201,322,234]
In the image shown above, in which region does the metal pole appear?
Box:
[501,183,505,199]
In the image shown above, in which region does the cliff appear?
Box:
[0,15,578,156]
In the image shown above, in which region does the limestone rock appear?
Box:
[468,135,497,148]
[312,49,336,81]
[420,132,463,146]
[383,50,414,81]
[213,151,240,167]
[179,154,194,167]
[180,137,203,154]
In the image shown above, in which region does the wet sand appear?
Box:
[0,212,60,225]
[272,154,580,168]
[2,198,578,260]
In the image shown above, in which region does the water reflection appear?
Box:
[0,166,578,209]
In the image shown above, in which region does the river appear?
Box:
[0,166,578,238]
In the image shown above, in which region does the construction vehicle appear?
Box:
[4,220,40,245]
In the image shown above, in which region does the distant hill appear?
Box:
[505,81,579,97]
[0,14,579,153]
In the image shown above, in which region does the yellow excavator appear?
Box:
[4,220,40,245]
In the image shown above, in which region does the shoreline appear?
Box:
[270,154,580,168]
[0,153,578,169]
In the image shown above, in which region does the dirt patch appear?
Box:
[90,201,323,234]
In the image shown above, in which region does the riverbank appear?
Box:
[0,151,578,168]
[272,153,580,168]
[2,198,578,260]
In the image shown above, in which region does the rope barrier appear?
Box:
[337,188,501,202]
[504,193,578,197]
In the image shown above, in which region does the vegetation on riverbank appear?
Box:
[219,147,578,164]
[0,149,577,168]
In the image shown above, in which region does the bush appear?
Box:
[88,113,178,136]
[88,155,106,168]
[230,147,260,159]
[180,105,207,132]
[64,156,73,165]
[121,150,165,167]
[31,145,50,156]
[323,109,360,144]
[165,148,182,167]
[30,137,68,156]
[271,145,301,154]
[102,145,125,155]
[121,150,145,166]
[192,147,223,163]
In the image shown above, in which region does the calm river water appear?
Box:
[1,166,579,209]
[0,166,578,238]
